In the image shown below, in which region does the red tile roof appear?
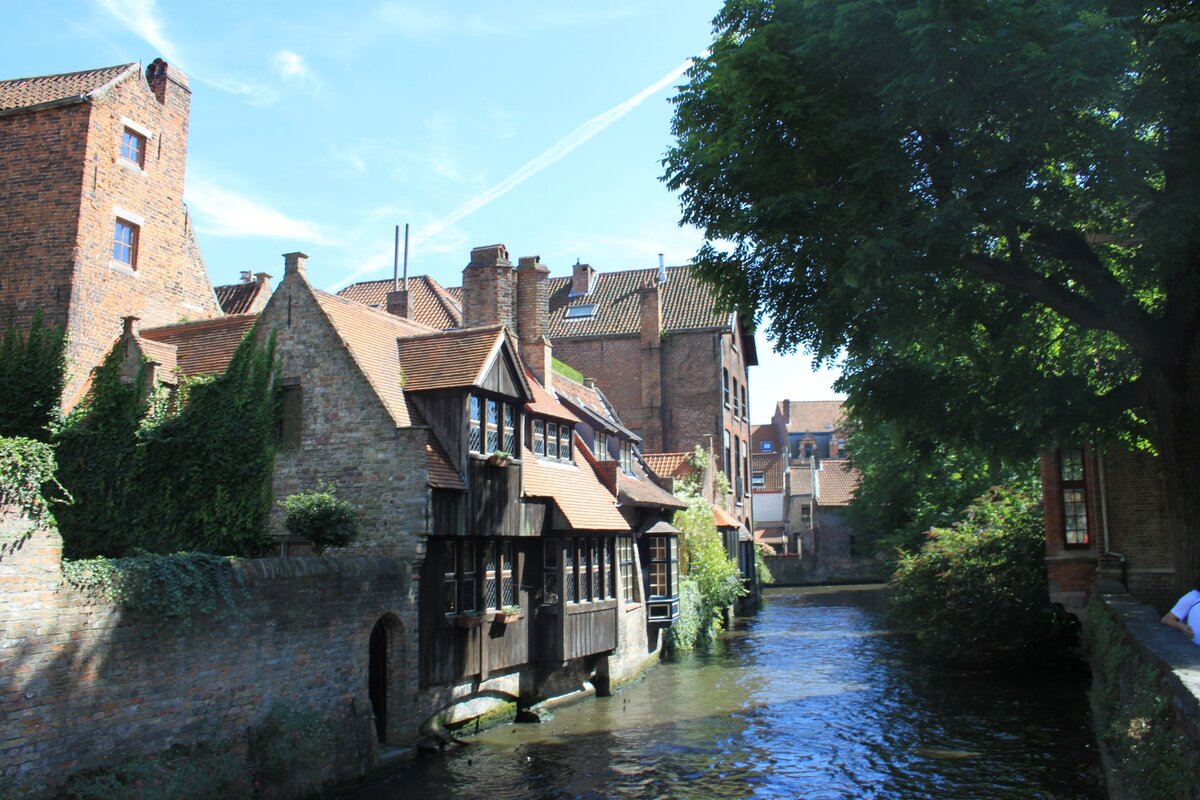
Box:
[814,460,859,507]
[133,337,178,375]
[643,452,695,481]
[395,326,529,396]
[524,369,579,422]
[545,266,730,338]
[577,434,685,510]
[779,400,846,435]
[751,452,784,494]
[0,63,138,113]
[712,503,741,528]
[311,289,437,428]
[215,280,270,315]
[336,275,463,330]
[426,437,465,490]
[139,314,258,378]
[791,464,814,495]
[521,443,628,530]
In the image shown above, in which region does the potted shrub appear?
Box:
[487,450,512,467]
[279,484,358,554]
[495,605,521,624]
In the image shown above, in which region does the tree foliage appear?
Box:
[55,329,278,558]
[669,496,746,651]
[280,485,358,554]
[890,486,1079,665]
[666,0,1200,589]
[847,421,1038,559]
[0,312,67,441]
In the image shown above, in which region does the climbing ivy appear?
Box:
[55,328,279,558]
[667,496,745,652]
[61,552,244,620]
[0,311,67,441]
[0,437,64,536]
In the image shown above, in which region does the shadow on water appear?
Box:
[344,586,1104,800]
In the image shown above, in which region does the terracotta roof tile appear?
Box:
[336,275,463,330]
[712,503,741,528]
[524,369,579,422]
[139,314,258,378]
[643,452,695,480]
[521,443,628,530]
[133,337,178,375]
[395,325,519,393]
[426,437,465,490]
[779,400,846,435]
[215,281,270,315]
[791,464,814,495]
[754,526,785,543]
[311,289,438,428]
[752,452,784,494]
[0,63,138,113]
[577,434,684,510]
[544,266,731,338]
[815,460,859,507]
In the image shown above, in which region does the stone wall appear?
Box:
[0,524,414,793]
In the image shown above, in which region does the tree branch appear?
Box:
[960,251,1161,360]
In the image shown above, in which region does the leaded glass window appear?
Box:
[468,395,482,453]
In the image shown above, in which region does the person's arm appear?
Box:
[1162,611,1195,639]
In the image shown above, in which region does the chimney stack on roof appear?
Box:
[145,58,190,107]
[254,272,272,285]
[657,253,667,284]
[517,255,553,390]
[283,252,308,278]
[386,289,409,319]
[122,315,140,337]
[240,270,253,283]
[571,260,595,296]
[462,244,515,329]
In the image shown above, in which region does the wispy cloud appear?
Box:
[333,57,694,289]
[271,50,307,80]
[187,179,334,244]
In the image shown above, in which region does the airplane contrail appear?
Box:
[334,57,695,289]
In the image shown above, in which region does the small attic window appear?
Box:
[565,304,596,320]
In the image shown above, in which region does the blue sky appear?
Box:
[3,0,843,421]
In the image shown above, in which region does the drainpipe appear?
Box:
[1096,441,1119,559]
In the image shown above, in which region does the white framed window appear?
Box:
[594,431,608,461]
[113,219,139,268]
[532,418,545,456]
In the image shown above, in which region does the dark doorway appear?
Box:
[369,620,387,743]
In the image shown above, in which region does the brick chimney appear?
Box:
[254,272,272,285]
[145,58,190,107]
[386,289,409,319]
[571,261,595,296]
[517,255,552,389]
[283,252,308,278]
[462,244,515,329]
[637,279,665,452]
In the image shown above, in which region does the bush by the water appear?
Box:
[889,486,1078,665]
[666,496,745,652]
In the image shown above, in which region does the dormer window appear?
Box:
[619,440,633,474]
[529,415,573,462]
[485,399,499,452]
[503,405,516,454]
[594,431,609,461]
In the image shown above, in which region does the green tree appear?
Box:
[847,422,1037,560]
[0,312,67,441]
[665,1,1200,593]
[890,486,1078,665]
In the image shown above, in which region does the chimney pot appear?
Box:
[122,315,140,336]
[240,270,253,283]
[254,272,272,285]
[283,252,308,277]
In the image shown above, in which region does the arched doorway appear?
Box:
[369,619,388,743]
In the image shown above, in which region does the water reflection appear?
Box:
[347,586,1103,800]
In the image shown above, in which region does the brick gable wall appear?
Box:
[0,62,221,408]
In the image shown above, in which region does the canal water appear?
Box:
[348,586,1104,799]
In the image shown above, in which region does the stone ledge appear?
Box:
[1101,592,1200,741]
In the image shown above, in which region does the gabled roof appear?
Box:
[396,325,529,397]
[132,337,178,375]
[139,314,258,378]
[779,400,846,435]
[0,63,139,113]
[814,460,859,507]
[751,452,784,494]
[790,463,814,496]
[215,280,270,315]
[577,433,685,510]
[521,443,628,530]
[310,289,437,428]
[712,503,741,528]
[553,372,638,440]
[336,275,463,330]
[524,369,579,422]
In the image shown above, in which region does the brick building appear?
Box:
[340,258,758,532]
[0,60,221,405]
[1041,445,1175,617]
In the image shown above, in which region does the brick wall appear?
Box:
[0,62,221,408]
[0,523,413,793]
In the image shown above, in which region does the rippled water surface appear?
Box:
[348,586,1104,799]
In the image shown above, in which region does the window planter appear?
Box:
[494,607,522,624]
[453,613,484,628]
[487,452,512,468]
